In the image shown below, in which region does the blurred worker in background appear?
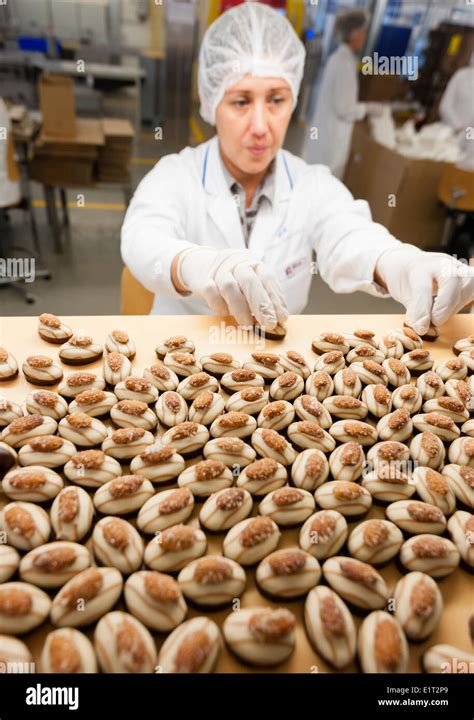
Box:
[304,9,383,179]
[439,56,474,171]
[0,98,21,210]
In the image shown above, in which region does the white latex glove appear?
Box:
[178,246,289,329]
[366,102,384,118]
[375,244,474,335]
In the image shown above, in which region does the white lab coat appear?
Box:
[439,66,474,172]
[0,99,21,209]
[121,135,400,316]
[439,66,474,132]
[304,44,367,179]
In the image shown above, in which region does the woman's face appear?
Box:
[215,75,293,177]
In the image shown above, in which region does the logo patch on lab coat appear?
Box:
[285,257,306,278]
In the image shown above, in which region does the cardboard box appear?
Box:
[34,118,104,162]
[30,118,104,186]
[101,117,134,142]
[38,74,76,138]
[97,117,134,182]
[29,156,94,186]
[36,118,104,153]
[359,75,407,103]
[343,121,447,249]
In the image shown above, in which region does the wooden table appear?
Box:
[0,314,472,674]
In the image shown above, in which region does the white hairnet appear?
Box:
[336,9,368,43]
[198,2,306,126]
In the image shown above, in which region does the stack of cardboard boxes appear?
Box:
[97,118,134,183]
[29,74,133,187]
[30,74,103,186]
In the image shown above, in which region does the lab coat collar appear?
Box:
[221,153,276,209]
[201,136,293,252]
[203,135,293,205]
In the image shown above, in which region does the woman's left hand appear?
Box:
[375,244,474,335]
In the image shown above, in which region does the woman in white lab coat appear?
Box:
[439,62,474,133]
[304,9,382,179]
[439,60,474,171]
[0,99,21,209]
[121,3,473,336]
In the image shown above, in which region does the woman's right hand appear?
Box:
[175,246,288,329]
